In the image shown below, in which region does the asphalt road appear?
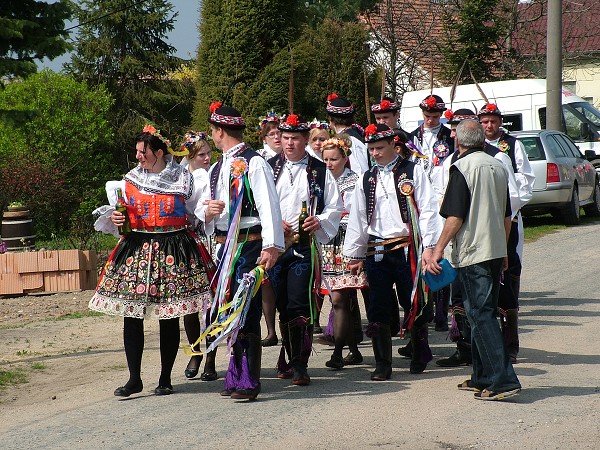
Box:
[1,221,599,449]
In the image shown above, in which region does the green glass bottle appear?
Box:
[298,200,310,246]
[115,188,131,235]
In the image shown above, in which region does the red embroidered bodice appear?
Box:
[124,182,188,229]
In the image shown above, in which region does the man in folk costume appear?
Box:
[344,124,442,379]
[405,95,456,344]
[326,93,370,175]
[479,103,534,363]
[372,96,412,139]
[205,102,285,400]
[268,114,343,386]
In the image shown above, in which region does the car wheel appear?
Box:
[562,187,580,225]
[583,179,600,217]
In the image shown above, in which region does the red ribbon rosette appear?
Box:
[365,123,378,139]
[425,96,437,108]
[444,110,454,120]
[380,99,391,110]
[327,93,338,102]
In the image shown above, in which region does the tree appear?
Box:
[67,0,189,170]
[439,0,513,84]
[193,0,302,134]
[0,0,72,80]
[0,70,116,238]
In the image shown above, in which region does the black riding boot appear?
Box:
[231,333,262,400]
[288,317,313,386]
[367,322,392,381]
[410,322,432,374]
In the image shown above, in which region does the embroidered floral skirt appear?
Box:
[320,228,368,294]
[89,230,212,319]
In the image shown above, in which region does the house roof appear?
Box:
[513,0,600,56]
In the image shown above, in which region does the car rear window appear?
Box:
[517,136,545,161]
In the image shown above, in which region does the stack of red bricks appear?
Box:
[0,250,98,296]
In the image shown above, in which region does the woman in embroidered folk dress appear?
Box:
[255,113,283,348]
[89,125,213,397]
[320,134,368,369]
[178,131,221,382]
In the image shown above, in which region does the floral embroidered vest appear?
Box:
[124,181,188,229]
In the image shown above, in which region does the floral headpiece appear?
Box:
[278,113,310,132]
[208,101,246,129]
[143,124,171,147]
[309,118,330,130]
[419,95,446,112]
[364,123,396,143]
[179,131,209,155]
[477,103,502,117]
[371,99,400,113]
[256,111,281,134]
[325,93,356,117]
[322,137,352,157]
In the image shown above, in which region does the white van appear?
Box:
[400,79,600,166]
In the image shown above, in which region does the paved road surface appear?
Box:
[1,222,599,449]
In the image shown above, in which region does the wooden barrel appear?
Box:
[1,208,36,252]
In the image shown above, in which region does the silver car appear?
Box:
[515,130,600,224]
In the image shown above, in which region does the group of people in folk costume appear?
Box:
[90,89,534,401]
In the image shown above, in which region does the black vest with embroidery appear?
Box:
[413,124,455,155]
[363,158,416,225]
[209,145,260,219]
[485,132,518,173]
[268,153,327,215]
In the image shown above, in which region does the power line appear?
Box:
[64,0,152,32]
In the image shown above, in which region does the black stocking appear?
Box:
[158,318,180,388]
[123,317,144,388]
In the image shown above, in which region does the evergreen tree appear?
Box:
[0,0,72,80]
[67,0,190,169]
[193,0,302,132]
[440,0,512,83]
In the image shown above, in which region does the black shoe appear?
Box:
[154,385,173,395]
[220,388,234,397]
[114,381,143,397]
[184,355,203,379]
[436,349,471,367]
[397,341,412,358]
[343,351,363,365]
[261,336,278,347]
[325,354,345,370]
[409,360,428,374]
[200,370,218,381]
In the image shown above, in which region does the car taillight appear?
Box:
[547,163,560,183]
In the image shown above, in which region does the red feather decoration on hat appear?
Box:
[286,114,299,126]
[444,110,454,120]
[379,99,391,109]
[327,93,338,102]
[209,101,222,113]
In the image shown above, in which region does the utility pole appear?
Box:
[546,0,562,131]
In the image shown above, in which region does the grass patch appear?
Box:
[0,367,28,388]
[50,311,104,321]
[31,362,46,370]
[523,216,566,242]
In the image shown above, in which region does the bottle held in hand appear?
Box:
[298,200,310,246]
[115,188,131,235]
